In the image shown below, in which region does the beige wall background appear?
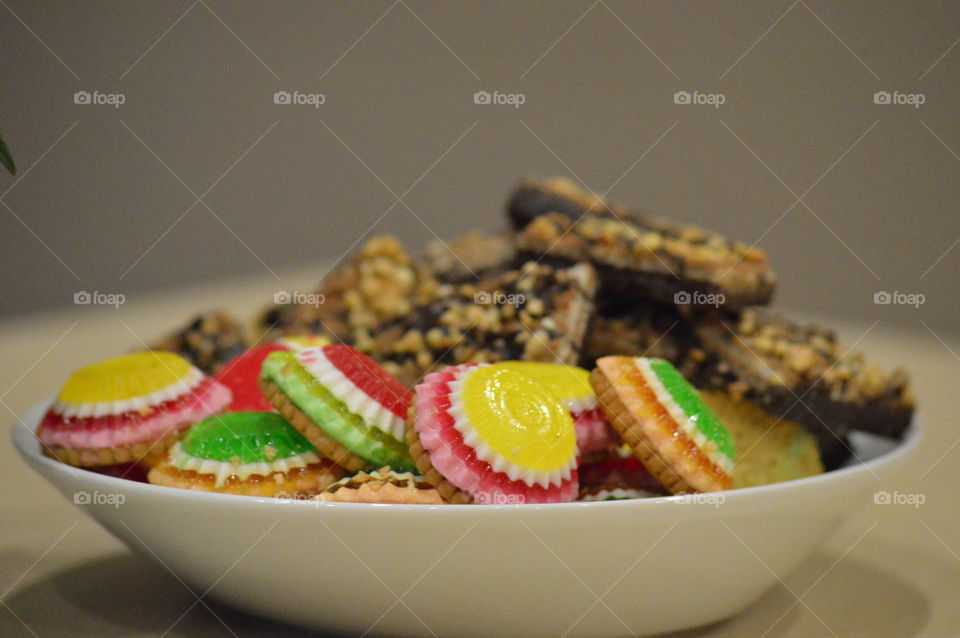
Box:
[1,1,958,335]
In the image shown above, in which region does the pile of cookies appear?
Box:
[37,177,915,504]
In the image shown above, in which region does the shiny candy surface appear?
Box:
[644,358,736,464]
[181,411,315,464]
[458,366,575,473]
[492,361,595,412]
[57,351,193,404]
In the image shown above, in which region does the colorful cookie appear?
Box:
[214,335,334,413]
[407,363,579,504]
[38,351,232,467]
[316,467,444,504]
[700,391,823,488]
[215,343,288,412]
[492,361,619,456]
[260,345,415,472]
[148,411,343,496]
[592,356,736,493]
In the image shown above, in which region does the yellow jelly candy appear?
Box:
[58,352,193,404]
[460,366,575,471]
[493,361,594,406]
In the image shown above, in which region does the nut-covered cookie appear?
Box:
[693,308,914,441]
[518,212,775,311]
[148,311,248,375]
[258,235,439,346]
[507,176,631,229]
[368,261,598,387]
[509,177,776,310]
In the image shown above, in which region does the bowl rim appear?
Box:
[12,397,925,514]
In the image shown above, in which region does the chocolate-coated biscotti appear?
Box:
[258,235,439,345]
[509,177,776,310]
[517,212,775,311]
[692,308,914,441]
[368,261,598,387]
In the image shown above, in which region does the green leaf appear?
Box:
[0,132,14,176]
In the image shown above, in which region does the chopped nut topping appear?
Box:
[355,262,596,387]
[148,311,248,375]
[510,178,777,309]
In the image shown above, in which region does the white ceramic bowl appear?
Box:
[13,399,922,637]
